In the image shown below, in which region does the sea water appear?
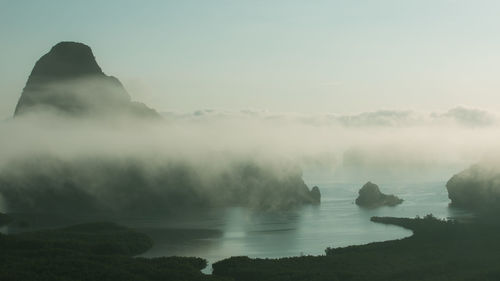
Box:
[133,181,471,272]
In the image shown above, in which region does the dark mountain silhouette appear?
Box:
[446,163,500,211]
[14,42,159,118]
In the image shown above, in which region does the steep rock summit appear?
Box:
[355,181,403,208]
[14,42,159,118]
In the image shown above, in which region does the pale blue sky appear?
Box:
[2,0,500,119]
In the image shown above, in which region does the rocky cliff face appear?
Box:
[14,42,159,118]
[446,164,500,211]
[355,181,403,208]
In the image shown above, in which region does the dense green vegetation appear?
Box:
[212,215,500,281]
[0,156,318,214]
[0,212,12,226]
[0,222,224,281]
[4,215,500,281]
[446,163,500,211]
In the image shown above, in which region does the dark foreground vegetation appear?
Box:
[3,215,500,281]
[0,212,12,226]
[212,215,500,281]
[0,222,223,281]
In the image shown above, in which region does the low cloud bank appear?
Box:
[162,106,498,128]
[4,42,497,214]
[0,113,322,214]
[0,105,498,214]
[160,106,500,180]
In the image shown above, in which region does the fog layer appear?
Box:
[0,104,498,213]
[2,41,497,215]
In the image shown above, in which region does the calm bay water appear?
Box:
[1,180,472,272]
[126,181,470,271]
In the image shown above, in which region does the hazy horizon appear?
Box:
[3,1,500,120]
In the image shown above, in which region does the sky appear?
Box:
[2,0,500,120]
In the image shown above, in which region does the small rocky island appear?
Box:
[310,186,321,204]
[355,181,403,208]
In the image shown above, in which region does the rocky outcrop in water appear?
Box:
[310,186,321,204]
[14,41,159,118]
[355,181,403,208]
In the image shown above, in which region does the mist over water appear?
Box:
[132,179,471,273]
[0,106,481,270]
[0,74,493,270]
[1,105,499,213]
[3,106,500,174]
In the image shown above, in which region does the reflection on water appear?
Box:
[131,181,469,272]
